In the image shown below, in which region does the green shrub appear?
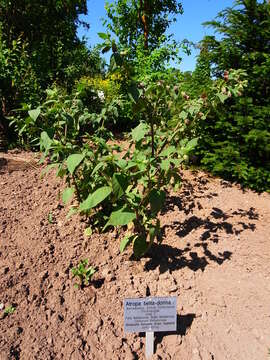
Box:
[196,99,270,192]
[40,72,244,257]
[193,0,270,193]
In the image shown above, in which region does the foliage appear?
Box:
[0,31,40,115]
[78,75,121,103]
[183,46,212,97]
[39,81,195,257]
[104,0,183,54]
[48,212,54,224]
[3,305,16,315]
[9,83,121,148]
[3,0,269,267]
[77,72,139,131]
[39,69,244,257]
[193,0,270,192]
[62,46,106,92]
[196,98,270,192]
[132,35,182,82]
[9,88,84,148]
[0,29,41,147]
[0,0,88,86]
[0,31,41,106]
[71,259,96,289]
[201,0,270,101]
[0,0,108,148]
[101,0,185,89]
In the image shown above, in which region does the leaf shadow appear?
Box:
[144,204,258,274]
[155,313,196,347]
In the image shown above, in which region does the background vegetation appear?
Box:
[0,1,269,210]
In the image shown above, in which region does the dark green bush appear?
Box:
[196,98,270,192]
[193,0,270,192]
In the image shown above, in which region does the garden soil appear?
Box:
[0,151,270,360]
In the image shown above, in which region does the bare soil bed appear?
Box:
[1,151,270,360]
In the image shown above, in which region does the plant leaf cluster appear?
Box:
[71,259,96,289]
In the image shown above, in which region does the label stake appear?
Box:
[146,331,154,359]
[124,296,177,358]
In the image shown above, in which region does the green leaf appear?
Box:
[92,162,104,175]
[28,108,40,122]
[133,236,148,258]
[112,173,128,199]
[217,93,228,103]
[160,146,175,157]
[86,267,96,278]
[66,207,78,219]
[185,138,198,152]
[149,225,157,244]
[18,124,27,135]
[80,186,112,212]
[120,234,135,253]
[56,165,66,178]
[40,131,52,152]
[149,220,161,245]
[116,159,127,169]
[126,161,138,170]
[105,206,136,228]
[179,110,187,119]
[128,84,141,103]
[149,189,166,214]
[189,105,197,115]
[62,187,75,205]
[84,227,93,236]
[111,52,123,66]
[170,158,181,167]
[98,32,109,40]
[131,123,149,142]
[66,154,84,175]
[160,159,170,171]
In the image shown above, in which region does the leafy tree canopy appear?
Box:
[200,0,270,103]
[193,0,270,191]
[0,0,89,85]
[104,0,183,54]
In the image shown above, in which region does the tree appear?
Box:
[0,0,88,86]
[201,0,270,103]
[195,0,270,191]
[101,0,184,86]
[104,0,183,55]
[0,1,106,148]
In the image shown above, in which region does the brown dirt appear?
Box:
[0,151,270,360]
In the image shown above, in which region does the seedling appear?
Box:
[48,212,54,224]
[71,259,96,289]
[4,305,16,315]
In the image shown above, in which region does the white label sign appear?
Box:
[124,296,177,333]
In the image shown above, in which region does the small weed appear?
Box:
[48,212,54,224]
[71,259,96,289]
[4,305,16,315]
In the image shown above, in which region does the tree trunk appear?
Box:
[139,0,149,49]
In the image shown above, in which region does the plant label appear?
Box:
[124,296,177,333]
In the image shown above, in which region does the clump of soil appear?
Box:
[1,151,270,360]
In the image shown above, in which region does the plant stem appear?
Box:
[72,175,82,202]
[150,117,154,157]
